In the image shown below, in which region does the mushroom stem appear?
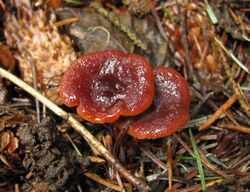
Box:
[0,66,148,191]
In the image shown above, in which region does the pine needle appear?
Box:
[161,5,174,20]
[189,129,206,191]
[65,133,82,156]
[199,93,239,130]
[204,0,218,24]
[84,171,123,191]
[214,37,250,74]
[63,0,85,5]
[184,115,225,128]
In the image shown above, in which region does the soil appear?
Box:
[16,118,89,191]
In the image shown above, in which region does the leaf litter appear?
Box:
[0,0,249,191]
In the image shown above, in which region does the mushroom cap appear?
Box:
[60,50,155,123]
[115,66,190,139]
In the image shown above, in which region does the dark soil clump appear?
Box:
[17,118,89,192]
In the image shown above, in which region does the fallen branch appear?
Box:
[0,67,148,191]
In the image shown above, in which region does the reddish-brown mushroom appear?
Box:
[115,66,190,139]
[60,50,155,123]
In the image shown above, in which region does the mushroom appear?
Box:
[60,50,155,123]
[115,66,190,139]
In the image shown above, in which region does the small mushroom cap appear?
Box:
[115,66,190,139]
[60,50,155,123]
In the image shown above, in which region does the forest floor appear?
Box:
[0,0,250,191]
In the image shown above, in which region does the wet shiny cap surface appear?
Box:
[60,50,155,123]
[115,66,190,139]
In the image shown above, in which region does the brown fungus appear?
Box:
[60,50,155,123]
[115,66,190,139]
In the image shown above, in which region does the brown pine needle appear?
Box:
[140,147,168,171]
[147,0,169,41]
[223,109,239,127]
[84,171,123,191]
[42,17,79,30]
[175,184,201,192]
[165,171,197,192]
[0,0,5,10]
[88,156,105,164]
[53,17,79,28]
[214,37,249,73]
[240,8,250,12]
[14,184,20,192]
[25,172,33,179]
[0,154,12,168]
[199,93,239,130]
[167,140,173,190]
[0,67,148,191]
[198,149,228,178]
[174,134,228,178]
[218,123,250,134]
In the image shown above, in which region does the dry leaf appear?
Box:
[0,44,15,71]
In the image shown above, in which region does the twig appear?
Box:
[199,93,239,130]
[0,67,148,191]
